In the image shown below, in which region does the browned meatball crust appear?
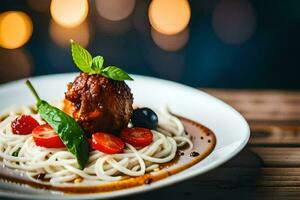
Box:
[65,73,133,134]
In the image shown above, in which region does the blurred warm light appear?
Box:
[149,0,191,35]
[0,11,33,49]
[50,20,90,48]
[0,49,32,83]
[151,28,189,51]
[50,0,88,28]
[27,0,50,12]
[96,12,132,35]
[212,0,256,44]
[95,0,136,21]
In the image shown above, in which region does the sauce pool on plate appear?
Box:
[0,116,216,194]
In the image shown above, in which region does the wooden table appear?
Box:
[124,89,300,200]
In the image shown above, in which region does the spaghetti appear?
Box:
[0,104,192,186]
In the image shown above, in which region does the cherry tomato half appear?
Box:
[121,127,153,147]
[11,115,39,135]
[32,124,65,148]
[92,132,125,154]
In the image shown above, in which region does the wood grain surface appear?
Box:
[125,89,300,200]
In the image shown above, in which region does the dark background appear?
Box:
[0,0,300,89]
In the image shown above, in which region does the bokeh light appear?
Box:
[0,11,33,49]
[149,0,191,35]
[151,28,189,51]
[49,20,90,48]
[95,0,136,21]
[212,0,256,44]
[0,49,32,83]
[96,8,132,36]
[27,0,50,12]
[50,0,88,28]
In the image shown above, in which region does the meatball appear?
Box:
[65,73,133,134]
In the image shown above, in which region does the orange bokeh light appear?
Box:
[50,0,88,28]
[148,0,191,35]
[49,20,90,48]
[0,11,33,49]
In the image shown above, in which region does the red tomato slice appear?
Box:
[92,132,125,154]
[121,127,153,147]
[11,115,39,135]
[32,124,65,148]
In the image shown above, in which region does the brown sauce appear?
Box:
[0,116,216,194]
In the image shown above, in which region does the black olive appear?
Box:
[131,107,158,129]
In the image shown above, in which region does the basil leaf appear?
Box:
[101,66,133,81]
[91,56,104,74]
[12,147,21,157]
[26,80,89,170]
[69,40,134,82]
[71,40,92,73]
[38,100,89,170]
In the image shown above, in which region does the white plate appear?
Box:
[0,73,250,200]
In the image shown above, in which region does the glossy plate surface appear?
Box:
[0,73,250,199]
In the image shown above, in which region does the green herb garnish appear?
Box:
[70,40,133,81]
[26,80,89,170]
[12,147,21,157]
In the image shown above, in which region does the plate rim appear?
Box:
[0,73,250,199]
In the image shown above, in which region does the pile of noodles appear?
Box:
[0,103,192,186]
